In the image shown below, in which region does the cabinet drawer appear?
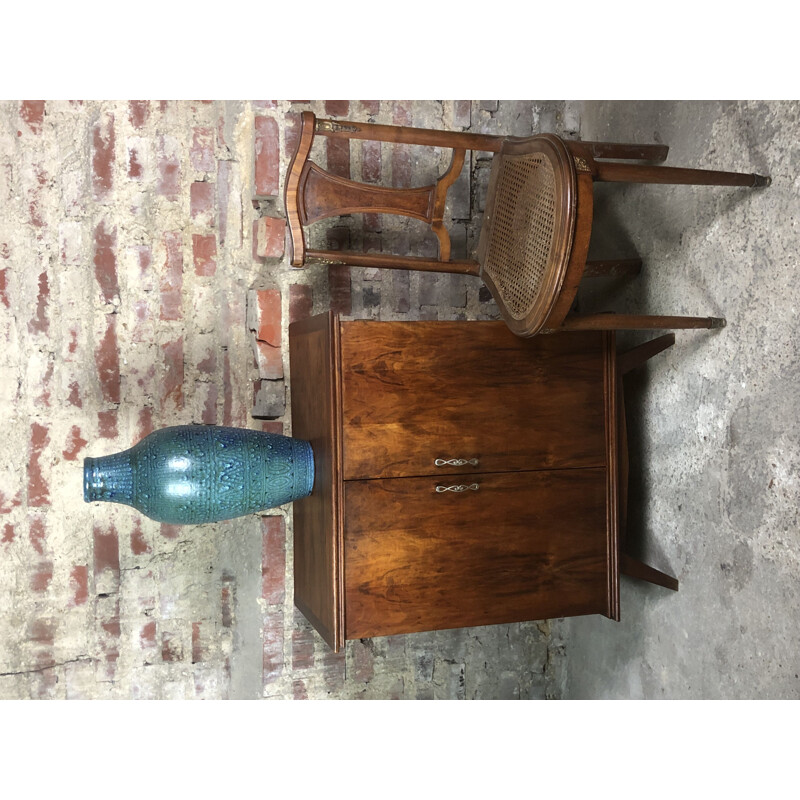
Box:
[340,320,609,479]
[343,469,612,639]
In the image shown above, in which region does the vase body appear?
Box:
[84,425,314,524]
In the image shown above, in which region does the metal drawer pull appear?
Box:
[435,483,479,493]
[434,458,479,467]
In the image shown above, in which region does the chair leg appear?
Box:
[618,333,675,375]
[583,258,642,278]
[559,313,725,331]
[620,552,679,591]
[595,161,771,187]
[580,141,669,162]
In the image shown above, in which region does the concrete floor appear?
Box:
[547,100,799,699]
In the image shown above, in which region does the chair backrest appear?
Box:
[284,111,505,276]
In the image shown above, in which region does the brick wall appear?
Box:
[0,100,570,699]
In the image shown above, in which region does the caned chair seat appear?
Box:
[477,135,578,335]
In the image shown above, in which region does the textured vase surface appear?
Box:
[84,425,314,524]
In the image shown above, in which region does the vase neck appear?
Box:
[84,451,134,505]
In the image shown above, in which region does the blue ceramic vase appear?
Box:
[83,425,314,524]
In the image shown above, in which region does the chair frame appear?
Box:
[285,111,770,335]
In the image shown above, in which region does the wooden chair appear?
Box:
[285,111,770,336]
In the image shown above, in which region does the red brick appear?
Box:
[130,519,150,555]
[260,421,284,435]
[353,640,376,683]
[159,231,183,320]
[254,116,279,197]
[221,576,234,628]
[96,594,121,681]
[140,620,157,647]
[136,406,154,442]
[190,181,215,223]
[192,622,203,663]
[325,100,350,117]
[70,565,89,607]
[26,165,47,228]
[161,337,184,411]
[128,101,149,129]
[67,381,82,408]
[93,523,120,581]
[0,267,9,308]
[27,271,49,335]
[161,631,183,662]
[329,264,352,315]
[62,425,88,460]
[66,328,80,360]
[322,648,346,693]
[261,516,285,605]
[31,562,53,592]
[326,137,350,179]
[20,101,45,134]
[362,139,381,183]
[292,621,315,670]
[2,523,14,544]
[128,144,143,179]
[157,135,180,200]
[29,515,46,554]
[98,408,119,439]
[29,618,56,645]
[263,610,284,686]
[360,100,380,116]
[28,423,51,507]
[95,316,120,404]
[161,523,181,540]
[255,216,285,259]
[200,382,218,425]
[392,103,413,189]
[254,342,283,380]
[192,233,217,276]
[92,113,115,201]
[93,220,119,304]
[363,230,382,254]
[197,349,217,376]
[293,680,308,700]
[454,100,472,129]
[252,289,281,345]
[136,243,152,274]
[289,283,313,323]
[33,359,53,409]
[191,127,215,172]
[131,299,151,344]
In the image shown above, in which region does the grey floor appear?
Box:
[550,100,800,699]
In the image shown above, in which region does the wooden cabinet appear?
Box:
[289,313,619,651]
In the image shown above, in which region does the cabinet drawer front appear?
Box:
[344,469,611,640]
[340,321,608,479]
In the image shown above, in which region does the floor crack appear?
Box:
[0,656,95,677]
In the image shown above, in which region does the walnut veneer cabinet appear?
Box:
[288,312,623,652]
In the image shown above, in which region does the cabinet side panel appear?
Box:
[289,313,342,650]
[340,321,607,479]
[344,469,609,639]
